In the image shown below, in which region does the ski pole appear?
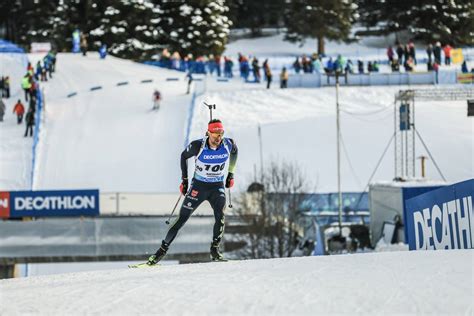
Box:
[228,189,233,208]
[165,195,182,225]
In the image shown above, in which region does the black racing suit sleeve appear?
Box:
[181,140,202,179]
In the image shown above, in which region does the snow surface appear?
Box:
[1,250,472,315]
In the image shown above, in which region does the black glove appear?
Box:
[225,173,234,188]
[180,178,188,195]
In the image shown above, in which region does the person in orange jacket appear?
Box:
[443,44,452,65]
[13,99,25,124]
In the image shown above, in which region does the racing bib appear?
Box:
[194,138,231,182]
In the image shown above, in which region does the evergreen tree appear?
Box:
[158,0,232,57]
[86,0,163,60]
[357,0,473,45]
[3,1,58,50]
[227,0,286,36]
[284,0,357,55]
[2,0,232,60]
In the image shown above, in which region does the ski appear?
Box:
[128,262,160,269]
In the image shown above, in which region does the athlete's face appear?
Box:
[208,132,224,147]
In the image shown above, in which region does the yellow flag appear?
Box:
[451,49,464,64]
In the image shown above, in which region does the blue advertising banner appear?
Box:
[405,179,474,250]
[0,190,99,218]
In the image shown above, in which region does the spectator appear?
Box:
[28,95,37,113]
[24,108,35,137]
[372,61,380,72]
[426,44,433,65]
[293,57,301,74]
[80,33,88,56]
[433,42,442,65]
[280,67,288,89]
[186,72,193,94]
[404,44,410,66]
[262,59,269,81]
[35,61,42,81]
[408,40,416,65]
[264,62,272,89]
[21,74,32,101]
[99,44,107,59]
[26,62,34,77]
[4,76,10,98]
[215,55,222,77]
[0,98,5,122]
[396,43,404,65]
[367,61,373,72]
[387,46,394,63]
[1,76,10,98]
[461,61,468,73]
[48,51,57,72]
[325,57,334,74]
[251,57,260,82]
[312,56,323,74]
[224,56,233,78]
[345,59,354,74]
[152,89,161,110]
[301,55,310,73]
[241,56,250,82]
[13,99,25,124]
[41,62,48,81]
[357,60,364,74]
[208,54,216,75]
[334,55,346,74]
[443,44,452,65]
[44,57,53,79]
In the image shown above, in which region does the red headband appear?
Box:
[208,122,224,133]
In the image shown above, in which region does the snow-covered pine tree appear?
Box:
[284,0,358,55]
[158,1,232,57]
[357,0,473,46]
[4,1,58,50]
[87,0,163,60]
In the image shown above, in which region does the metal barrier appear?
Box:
[286,71,470,88]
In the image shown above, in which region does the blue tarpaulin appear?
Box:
[0,39,25,53]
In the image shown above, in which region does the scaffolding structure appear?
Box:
[393,87,474,180]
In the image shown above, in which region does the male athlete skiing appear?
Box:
[147,119,238,265]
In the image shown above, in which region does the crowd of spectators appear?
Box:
[150,42,471,88]
[0,51,57,137]
[153,49,234,78]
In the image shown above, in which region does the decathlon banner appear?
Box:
[0,190,99,218]
[405,179,474,250]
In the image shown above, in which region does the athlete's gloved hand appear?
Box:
[180,178,188,195]
[225,173,234,188]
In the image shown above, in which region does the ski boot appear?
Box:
[210,239,227,262]
[147,241,169,266]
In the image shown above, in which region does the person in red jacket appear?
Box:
[443,44,452,65]
[12,99,25,124]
